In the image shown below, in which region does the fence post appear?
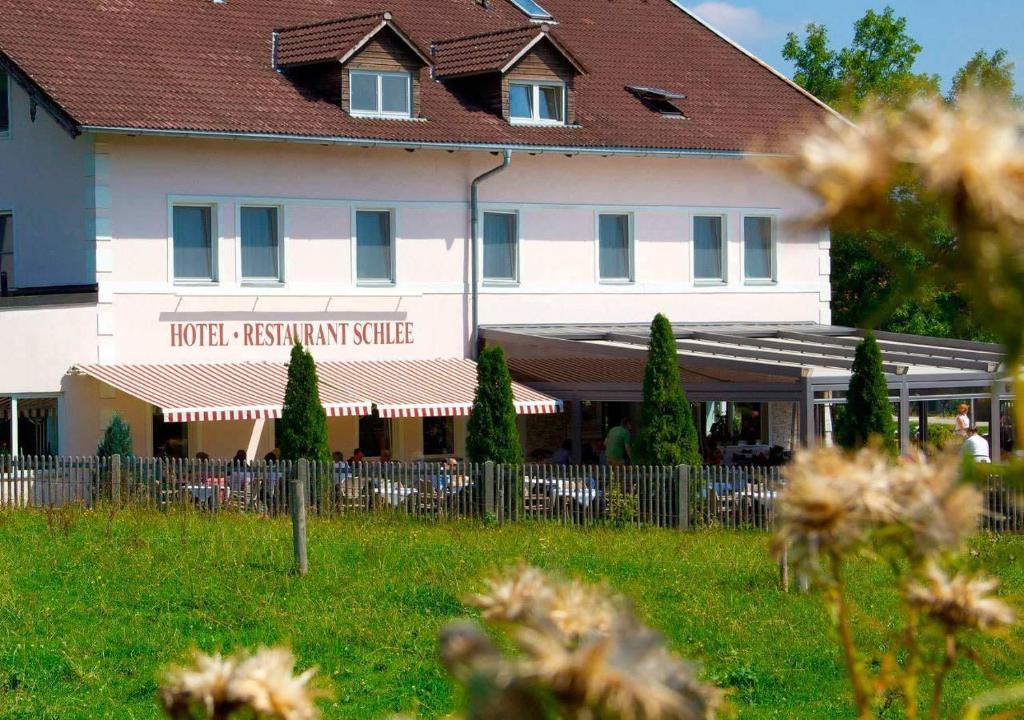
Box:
[292,460,309,576]
[111,454,121,506]
[779,549,790,593]
[676,465,690,531]
[484,461,496,518]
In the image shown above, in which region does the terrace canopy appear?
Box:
[70,358,561,422]
[480,322,1009,458]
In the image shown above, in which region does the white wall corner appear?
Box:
[97,342,116,365]
[818,285,832,303]
[97,310,115,337]
[95,246,114,273]
[97,284,115,304]
[819,304,832,326]
[818,254,831,276]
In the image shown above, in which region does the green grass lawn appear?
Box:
[0,509,1021,719]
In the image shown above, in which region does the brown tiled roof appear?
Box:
[276,12,385,67]
[0,0,834,153]
[432,25,581,79]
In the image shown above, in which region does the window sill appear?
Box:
[349,111,416,121]
[694,279,728,287]
[173,279,219,287]
[356,281,397,288]
[0,131,9,140]
[509,119,567,127]
[743,278,778,287]
[483,279,520,288]
[598,278,635,286]
[241,279,285,288]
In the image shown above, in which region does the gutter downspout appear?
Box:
[470,149,513,358]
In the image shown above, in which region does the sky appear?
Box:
[682,0,1024,94]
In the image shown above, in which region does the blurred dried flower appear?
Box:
[160,648,323,720]
[905,561,1016,632]
[767,111,899,228]
[229,648,322,720]
[472,564,618,643]
[454,566,722,720]
[161,651,238,719]
[771,447,882,561]
[773,446,982,564]
[899,93,1024,230]
[519,620,723,720]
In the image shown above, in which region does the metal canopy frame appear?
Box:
[481,322,1009,456]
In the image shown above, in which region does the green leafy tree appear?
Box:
[783,6,938,110]
[837,333,897,452]
[278,342,331,467]
[97,414,133,457]
[785,10,1009,343]
[634,314,700,466]
[949,48,1021,105]
[466,346,523,464]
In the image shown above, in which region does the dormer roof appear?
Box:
[275,11,431,68]
[432,25,584,79]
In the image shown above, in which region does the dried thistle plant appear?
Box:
[439,565,723,720]
[160,647,325,720]
[772,445,1014,719]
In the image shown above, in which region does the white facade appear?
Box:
[0,71,831,457]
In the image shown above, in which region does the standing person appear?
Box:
[604,418,633,466]
[954,403,971,437]
[962,426,991,463]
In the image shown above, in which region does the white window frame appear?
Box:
[236,204,286,285]
[594,211,635,284]
[508,80,566,126]
[0,71,10,139]
[0,210,14,291]
[741,214,778,284]
[348,69,412,119]
[352,207,397,287]
[168,203,219,285]
[480,208,521,286]
[692,213,728,285]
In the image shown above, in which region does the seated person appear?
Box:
[347,448,365,463]
[550,439,572,465]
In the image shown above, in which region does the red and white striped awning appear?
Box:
[72,359,561,422]
[0,397,57,419]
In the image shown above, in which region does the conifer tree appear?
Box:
[467,346,523,464]
[97,414,134,457]
[837,332,897,452]
[634,313,700,466]
[279,342,331,467]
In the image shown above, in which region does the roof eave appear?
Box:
[78,124,785,158]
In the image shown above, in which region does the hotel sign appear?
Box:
[161,314,416,349]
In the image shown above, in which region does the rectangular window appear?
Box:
[423,417,455,457]
[349,70,411,118]
[240,206,281,281]
[483,211,518,283]
[355,210,394,283]
[743,216,775,281]
[509,81,565,125]
[172,205,214,281]
[598,213,631,281]
[693,215,726,282]
[0,213,13,291]
[0,72,9,135]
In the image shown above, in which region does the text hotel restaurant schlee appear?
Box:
[169,321,416,348]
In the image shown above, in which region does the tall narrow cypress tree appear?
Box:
[279,342,331,467]
[837,332,897,452]
[467,346,523,464]
[634,313,700,466]
[97,414,134,457]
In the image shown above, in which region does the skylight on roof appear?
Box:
[508,0,553,21]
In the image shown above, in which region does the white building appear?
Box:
[0,0,1006,461]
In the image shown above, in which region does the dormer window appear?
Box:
[509,81,564,125]
[432,24,584,128]
[350,70,412,118]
